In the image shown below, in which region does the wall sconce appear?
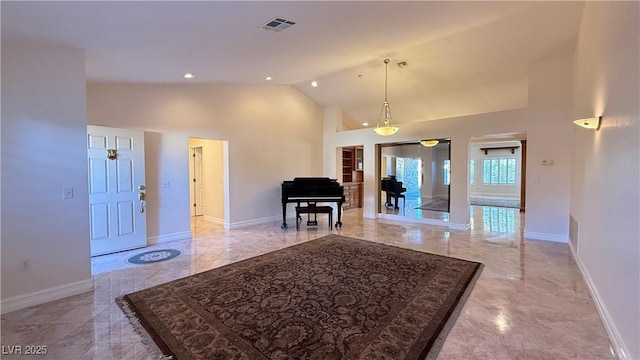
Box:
[573,116,602,130]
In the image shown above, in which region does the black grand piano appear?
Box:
[381,175,407,209]
[281,177,345,229]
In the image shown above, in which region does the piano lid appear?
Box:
[282,177,344,199]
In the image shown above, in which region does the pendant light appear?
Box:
[374,59,399,136]
[420,140,439,147]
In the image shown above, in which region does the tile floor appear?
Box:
[380,195,451,220]
[1,207,614,359]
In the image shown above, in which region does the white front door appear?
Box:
[87,126,147,256]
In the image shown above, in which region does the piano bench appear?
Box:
[295,206,333,231]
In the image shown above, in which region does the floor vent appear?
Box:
[569,215,579,249]
[261,17,296,32]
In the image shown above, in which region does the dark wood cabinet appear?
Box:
[342,146,364,184]
[342,148,354,183]
[343,183,362,210]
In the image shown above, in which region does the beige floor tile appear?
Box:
[0,207,613,359]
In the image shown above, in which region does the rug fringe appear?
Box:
[115,296,174,360]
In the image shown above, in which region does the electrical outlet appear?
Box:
[63,187,74,199]
[21,259,31,271]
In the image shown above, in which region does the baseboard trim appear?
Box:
[448,222,472,231]
[523,230,568,243]
[470,195,520,200]
[568,242,631,359]
[226,212,467,231]
[147,231,192,245]
[377,213,451,228]
[227,215,284,230]
[376,213,469,230]
[227,212,319,230]
[203,216,224,225]
[1,278,94,315]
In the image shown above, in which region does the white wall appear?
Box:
[1,42,92,309]
[570,2,639,358]
[144,131,191,240]
[433,148,450,198]
[421,148,434,199]
[87,83,324,229]
[324,50,576,235]
[189,137,225,223]
[523,52,575,241]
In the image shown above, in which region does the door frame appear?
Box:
[520,140,527,212]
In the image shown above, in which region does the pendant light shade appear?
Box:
[420,139,439,147]
[374,59,399,136]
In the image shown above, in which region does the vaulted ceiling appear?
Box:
[1,1,584,127]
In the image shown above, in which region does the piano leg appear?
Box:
[281,203,288,229]
[336,202,343,228]
[384,191,393,208]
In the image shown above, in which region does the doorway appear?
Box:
[378,140,451,219]
[187,138,227,225]
[468,134,526,211]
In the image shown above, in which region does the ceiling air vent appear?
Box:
[261,17,296,32]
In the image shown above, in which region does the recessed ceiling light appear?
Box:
[183,73,195,79]
[311,81,318,87]
[362,122,369,126]
[265,76,273,81]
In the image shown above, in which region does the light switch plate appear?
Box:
[63,187,74,199]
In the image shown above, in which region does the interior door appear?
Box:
[87,126,147,256]
[190,147,204,216]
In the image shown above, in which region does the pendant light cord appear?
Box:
[374,58,399,136]
[384,58,390,102]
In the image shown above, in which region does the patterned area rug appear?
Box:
[118,235,482,360]
[416,198,449,212]
[128,249,181,264]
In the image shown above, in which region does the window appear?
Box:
[482,158,516,184]
[395,157,421,197]
[469,160,475,184]
[443,160,450,186]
